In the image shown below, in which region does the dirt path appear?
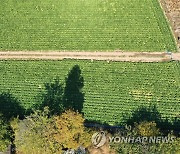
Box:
[0,51,180,62]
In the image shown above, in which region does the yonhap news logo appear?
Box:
[91,131,107,148]
[91,131,176,148]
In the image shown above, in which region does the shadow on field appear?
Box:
[125,104,162,126]
[35,65,84,116]
[63,65,84,113]
[0,92,24,121]
[85,105,180,136]
[124,104,180,136]
[37,78,64,116]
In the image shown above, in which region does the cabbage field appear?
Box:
[0,0,176,51]
[0,60,179,124]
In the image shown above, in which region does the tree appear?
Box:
[53,110,92,150]
[12,108,92,154]
[63,65,84,113]
[12,107,62,154]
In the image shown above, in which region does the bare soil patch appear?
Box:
[0,51,180,62]
[159,0,180,51]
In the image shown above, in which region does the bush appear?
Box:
[0,114,11,152]
[111,121,179,154]
[135,121,160,137]
[115,136,180,154]
[157,137,180,154]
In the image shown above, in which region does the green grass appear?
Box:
[0,60,179,124]
[0,0,176,51]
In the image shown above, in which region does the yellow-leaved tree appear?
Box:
[11,108,92,154]
[53,110,92,150]
[135,121,160,137]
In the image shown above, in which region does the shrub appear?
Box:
[111,122,179,154]
[115,136,180,154]
[157,136,180,154]
[0,114,11,152]
[135,121,160,137]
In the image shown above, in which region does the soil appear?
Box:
[159,0,180,51]
[0,51,179,62]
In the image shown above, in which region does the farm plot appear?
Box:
[0,0,177,51]
[0,60,179,124]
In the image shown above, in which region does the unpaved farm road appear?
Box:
[0,51,180,62]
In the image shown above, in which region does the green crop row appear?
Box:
[0,60,179,125]
[0,0,176,51]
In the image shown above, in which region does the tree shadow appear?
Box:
[63,65,84,113]
[123,104,180,135]
[0,92,24,121]
[84,119,123,134]
[125,104,162,126]
[37,78,64,116]
[172,118,180,136]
